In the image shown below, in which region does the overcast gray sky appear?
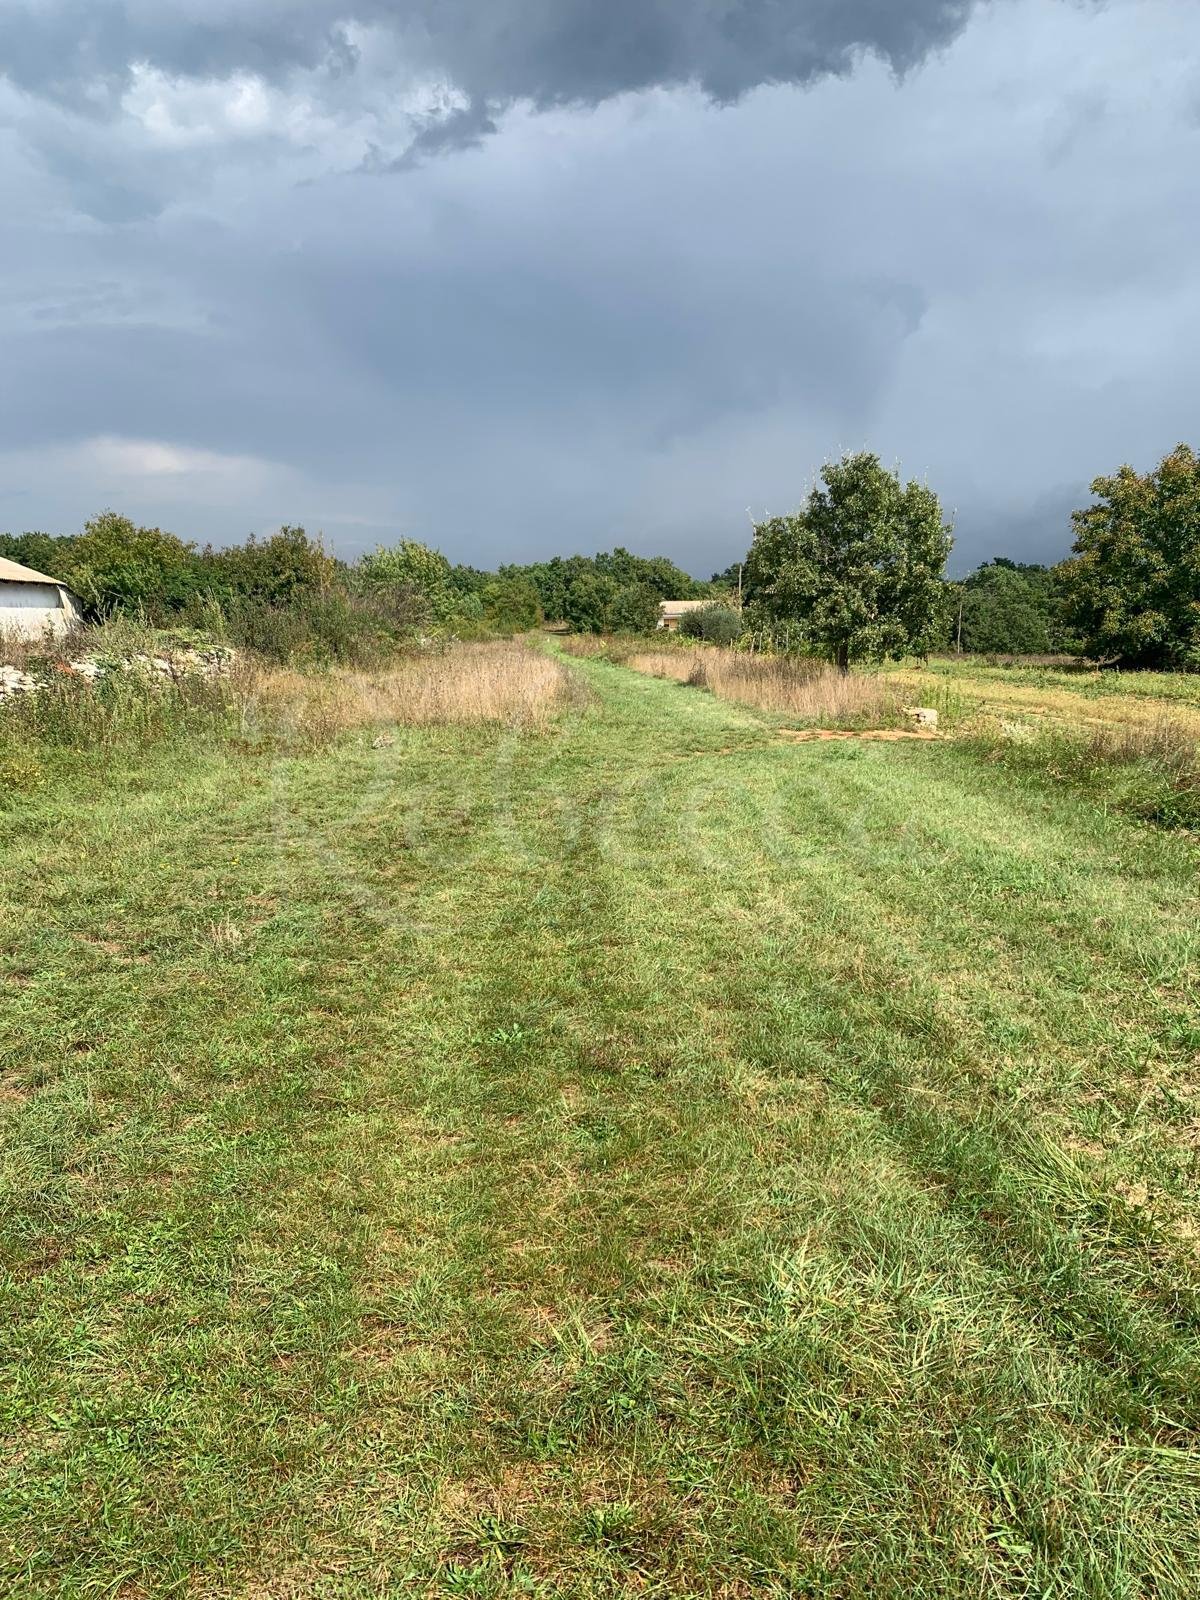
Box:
[1,0,1197,575]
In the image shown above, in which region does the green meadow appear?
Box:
[2,647,1199,1597]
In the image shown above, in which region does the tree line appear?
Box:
[0,515,717,660]
[3,440,1197,668]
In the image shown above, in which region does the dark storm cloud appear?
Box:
[4,1,982,113]
[0,0,1196,578]
[406,0,981,104]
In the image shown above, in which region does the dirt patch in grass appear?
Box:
[777,727,939,744]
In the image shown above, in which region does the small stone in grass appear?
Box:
[902,705,938,729]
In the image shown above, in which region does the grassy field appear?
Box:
[881,657,1200,737]
[3,645,1200,1596]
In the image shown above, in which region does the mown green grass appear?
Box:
[2,654,1200,1597]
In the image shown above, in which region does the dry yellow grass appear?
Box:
[624,646,903,728]
[620,650,696,682]
[883,663,1200,740]
[237,640,574,744]
[556,635,612,659]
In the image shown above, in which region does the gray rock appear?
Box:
[902,705,939,729]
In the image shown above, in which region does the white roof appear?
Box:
[0,555,70,587]
[659,598,710,615]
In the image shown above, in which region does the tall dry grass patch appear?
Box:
[621,651,696,682]
[238,639,574,745]
[557,636,612,659]
[623,646,903,728]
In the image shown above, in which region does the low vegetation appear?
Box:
[239,641,577,747]
[615,645,904,729]
[0,633,576,798]
[568,639,1200,831]
[961,716,1200,830]
[884,656,1200,728]
[877,655,1200,829]
[4,643,1200,1596]
[0,620,237,794]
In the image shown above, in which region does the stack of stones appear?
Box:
[0,646,236,703]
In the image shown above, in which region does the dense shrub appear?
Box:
[1,512,717,649]
[223,583,433,664]
[564,574,620,634]
[357,539,457,626]
[64,512,208,615]
[679,603,743,646]
[610,582,662,634]
[480,576,542,633]
[500,548,706,622]
[200,525,334,606]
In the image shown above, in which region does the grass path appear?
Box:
[2,655,1200,1597]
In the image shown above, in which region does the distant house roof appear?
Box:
[0,555,69,587]
[658,599,710,618]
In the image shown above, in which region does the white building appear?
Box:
[657,599,710,631]
[0,556,83,640]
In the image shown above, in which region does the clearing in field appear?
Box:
[2,642,1200,1597]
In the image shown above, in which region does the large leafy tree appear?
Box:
[610,581,662,634]
[956,559,1067,656]
[563,573,619,634]
[1060,444,1200,668]
[594,547,705,600]
[743,453,953,669]
[709,561,744,591]
[0,530,78,580]
[497,555,592,621]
